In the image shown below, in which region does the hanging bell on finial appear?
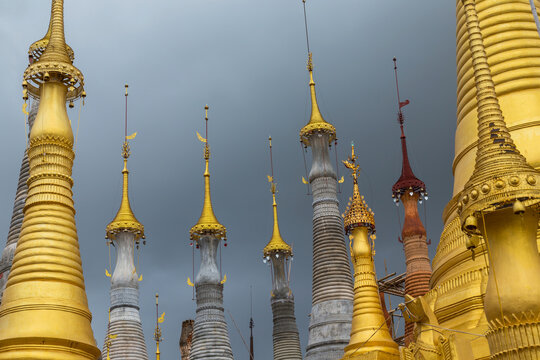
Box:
[464,215,478,232]
[466,234,480,250]
[513,199,526,215]
[69,100,74,108]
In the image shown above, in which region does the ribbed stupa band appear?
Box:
[190,283,234,360]
[271,299,302,360]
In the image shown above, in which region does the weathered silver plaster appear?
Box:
[190,234,234,360]
[269,254,302,360]
[305,132,353,360]
[102,231,148,360]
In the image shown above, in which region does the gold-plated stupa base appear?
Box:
[342,348,399,360]
[0,281,100,360]
[486,321,540,360]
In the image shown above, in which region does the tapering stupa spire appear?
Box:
[23,0,84,104]
[102,85,148,360]
[189,106,233,360]
[263,137,302,360]
[391,58,426,197]
[298,2,353,359]
[299,53,336,146]
[457,2,540,360]
[190,106,226,241]
[390,58,431,345]
[0,1,100,359]
[341,143,399,360]
[263,139,292,257]
[27,4,74,64]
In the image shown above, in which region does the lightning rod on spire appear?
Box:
[125,84,128,139]
[302,0,311,55]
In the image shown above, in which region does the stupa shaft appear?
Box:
[0,100,38,302]
[189,235,234,360]
[299,57,353,359]
[306,135,353,360]
[400,193,430,344]
[271,298,302,360]
[102,231,148,359]
[341,145,398,360]
[267,229,301,360]
[342,228,399,360]
[0,20,99,357]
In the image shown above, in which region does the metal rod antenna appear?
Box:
[269,136,275,180]
[393,58,402,115]
[205,105,209,146]
[302,0,311,55]
[125,84,128,138]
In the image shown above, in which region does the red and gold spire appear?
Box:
[390,58,431,346]
[391,58,426,199]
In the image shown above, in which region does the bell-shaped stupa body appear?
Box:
[102,141,148,360]
[341,144,399,360]
[429,1,540,359]
[0,100,38,303]
[263,163,302,360]
[300,54,353,360]
[455,1,540,359]
[189,111,234,360]
[0,1,100,359]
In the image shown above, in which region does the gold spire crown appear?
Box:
[342,142,375,235]
[23,0,84,102]
[106,141,145,240]
[299,52,336,146]
[190,105,227,241]
[106,85,144,240]
[263,137,292,257]
[27,4,74,64]
[457,0,540,232]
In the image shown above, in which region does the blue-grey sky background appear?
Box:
[0,1,456,359]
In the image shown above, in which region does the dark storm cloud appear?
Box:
[0,1,456,359]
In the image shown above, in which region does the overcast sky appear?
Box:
[0,1,456,359]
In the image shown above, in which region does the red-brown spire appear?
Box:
[390,59,431,346]
[391,58,426,199]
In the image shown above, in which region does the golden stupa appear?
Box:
[403,2,540,360]
[0,0,100,359]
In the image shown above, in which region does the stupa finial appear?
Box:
[106,84,144,240]
[263,137,292,257]
[190,105,227,241]
[342,142,375,235]
[391,58,426,199]
[23,0,84,102]
[298,0,336,146]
